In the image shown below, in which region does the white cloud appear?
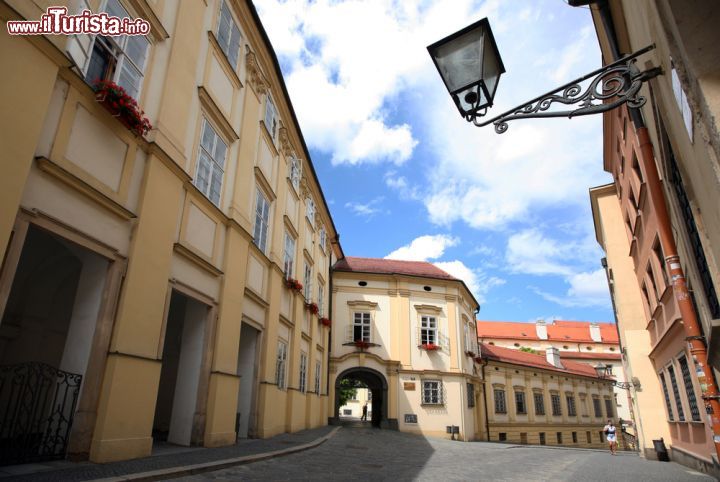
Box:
[434,260,506,304]
[506,229,574,276]
[345,197,385,219]
[385,234,457,261]
[531,269,610,307]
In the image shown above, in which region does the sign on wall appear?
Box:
[403,382,416,391]
[404,414,418,423]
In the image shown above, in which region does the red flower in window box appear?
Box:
[420,343,440,351]
[94,80,152,137]
[474,356,482,364]
[305,301,319,315]
[465,350,476,358]
[284,277,303,293]
[354,340,370,350]
[319,317,331,327]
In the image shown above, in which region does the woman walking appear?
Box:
[603,419,618,455]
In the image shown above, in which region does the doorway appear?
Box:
[334,367,389,428]
[152,290,208,446]
[236,322,260,439]
[0,224,109,464]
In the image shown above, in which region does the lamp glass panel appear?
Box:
[482,32,501,100]
[455,83,488,115]
[433,27,485,94]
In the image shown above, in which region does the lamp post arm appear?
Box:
[470,45,659,133]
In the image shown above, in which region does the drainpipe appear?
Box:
[480,353,491,441]
[570,0,720,459]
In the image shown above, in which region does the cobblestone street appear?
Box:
[173,427,714,482]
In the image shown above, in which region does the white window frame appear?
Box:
[303,263,312,300]
[422,380,443,405]
[318,283,324,317]
[83,0,150,99]
[264,95,278,141]
[299,352,307,393]
[194,118,227,206]
[352,311,371,342]
[671,62,693,140]
[319,227,326,252]
[314,360,321,395]
[420,316,437,345]
[253,189,270,253]
[283,232,295,278]
[216,0,242,69]
[306,197,315,223]
[275,340,287,389]
[289,157,301,191]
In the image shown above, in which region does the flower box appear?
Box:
[353,340,370,350]
[319,317,331,327]
[305,301,319,315]
[284,277,303,293]
[465,350,476,358]
[94,80,151,137]
[420,343,441,351]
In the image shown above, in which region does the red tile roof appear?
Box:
[333,257,458,281]
[561,352,622,361]
[479,343,601,379]
[477,320,619,344]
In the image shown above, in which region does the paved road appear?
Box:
[173,427,714,482]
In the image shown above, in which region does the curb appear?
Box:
[91,426,342,481]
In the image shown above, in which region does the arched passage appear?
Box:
[334,367,389,428]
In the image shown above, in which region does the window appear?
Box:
[592,397,602,418]
[467,383,475,408]
[420,316,437,345]
[422,380,443,405]
[539,432,546,445]
[567,395,576,417]
[253,189,270,253]
[299,352,307,393]
[586,431,592,444]
[678,356,701,421]
[498,433,507,442]
[343,409,352,416]
[667,365,686,421]
[283,232,295,277]
[533,393,545,415]
[659,372,674,421]
[353,312,371,342]
[193,119,227,205]
[306,197,316,223]
[84,0,149,99]
[216,0,241,69]
[303,263,312,300]
[319,227,326,252]
[556,432,563,444]
[289,157,301,191]
[314,360,321,395]
[275,341,287,389]
[515,391,526,414]
[318,283,324,317]
[494,389,507,414]
[604,398,614,419]
[551,394,562,416]
[572,431,578,443]
[671,63,693,139]
[264,96,278,141]
[520,433,527,444]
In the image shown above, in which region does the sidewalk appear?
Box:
[0,426,339,482]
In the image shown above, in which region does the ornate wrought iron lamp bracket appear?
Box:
[470,45,661,134]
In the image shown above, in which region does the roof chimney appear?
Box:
[536,319,548,340]
[546,347,563,368]
[589,322,602,342]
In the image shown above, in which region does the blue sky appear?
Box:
[254,0,615,323]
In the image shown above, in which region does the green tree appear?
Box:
[338,378,365,407]
[519,346,540,355]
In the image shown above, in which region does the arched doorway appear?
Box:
[334,367,389,428]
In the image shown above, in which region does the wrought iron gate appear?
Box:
[0,362,82,465]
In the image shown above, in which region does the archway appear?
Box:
[334,367,389,428]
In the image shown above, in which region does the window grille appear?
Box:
[467,383,475,408]
[494,389,506,414]
[533,393,545,415]
[515,391,526,414]
[667,365,686,421]
[592,397,602,418]
[660,372,674,421]
[421,380,443,405]
[567,395,576,417]
[604,398,614,419]
[678,356,701,421]
[551,394,562,416]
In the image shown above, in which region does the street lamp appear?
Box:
[427,18,505,122]
[427,19,662,133]
[594,363,641,390]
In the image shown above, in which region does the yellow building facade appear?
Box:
[329,257,483,440]
[481,343,616,449]
[0,0,339,464]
